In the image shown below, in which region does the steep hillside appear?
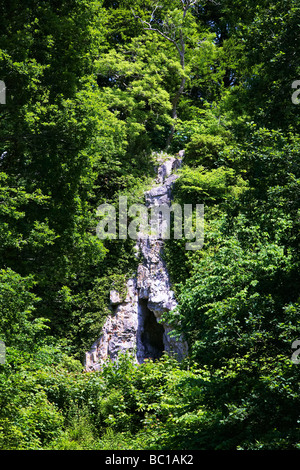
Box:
[0,0,300,451]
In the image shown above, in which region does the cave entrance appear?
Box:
[139,299,164,361]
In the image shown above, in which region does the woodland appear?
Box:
[0,0,300,450]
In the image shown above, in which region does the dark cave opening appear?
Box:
[139,299,164,361]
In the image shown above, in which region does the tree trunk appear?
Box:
[166,75,186,149]
[165,45,186,149]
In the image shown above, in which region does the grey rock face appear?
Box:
[85,152,188,371]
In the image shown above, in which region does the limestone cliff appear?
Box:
[85,152,188,371]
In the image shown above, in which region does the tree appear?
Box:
[218,0,300,130]
[132,0,214,147]
[0,0,127,355]
[162,126,300,449]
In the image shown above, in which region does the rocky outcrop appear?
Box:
[85,152,188,371]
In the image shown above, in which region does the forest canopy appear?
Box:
[0,0,300,451]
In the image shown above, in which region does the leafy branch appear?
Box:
[132,1,202,147]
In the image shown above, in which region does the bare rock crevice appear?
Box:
[85,152,188,371]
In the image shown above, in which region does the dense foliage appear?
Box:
[1,0,300,450]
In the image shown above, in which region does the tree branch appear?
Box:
[131,7,182,56]
[131,1,202,148]
[144,26,182,57]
